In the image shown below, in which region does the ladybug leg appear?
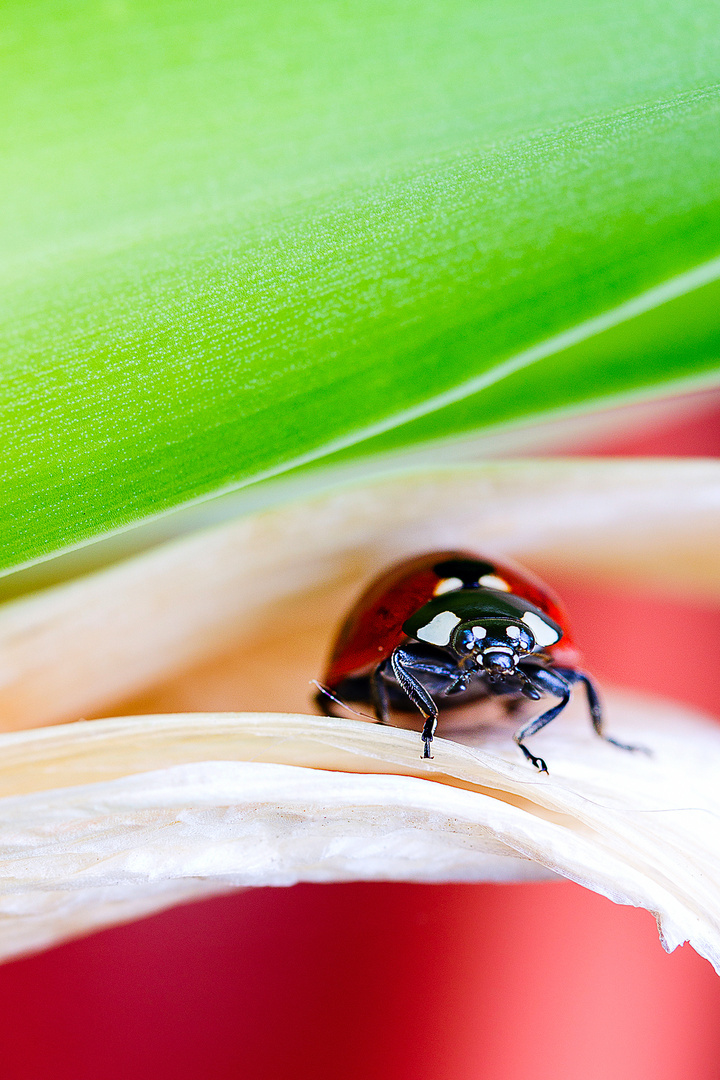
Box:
[390,647,439,759]
[313,682,373,721]
[314,684,336,717]
[512,666,572,773]
[370,662,391,725]
[554,668,650,756]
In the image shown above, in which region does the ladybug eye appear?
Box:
[457,629,476,653]
[503,624,533,650]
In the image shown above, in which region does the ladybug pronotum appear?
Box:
[316,550,641,771]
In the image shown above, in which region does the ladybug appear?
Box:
[316,550,640,771]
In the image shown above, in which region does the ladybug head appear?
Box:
[451,619,535,676]
[406,593,563,670]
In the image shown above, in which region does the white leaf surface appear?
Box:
[1,690,718,968]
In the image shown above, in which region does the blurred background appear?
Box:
[0,390,718,1080]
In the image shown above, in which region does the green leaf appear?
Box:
[2,0,720,575]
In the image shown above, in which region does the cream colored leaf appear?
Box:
[0,690,719,968]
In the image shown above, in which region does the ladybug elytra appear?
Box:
[316,550,641,771]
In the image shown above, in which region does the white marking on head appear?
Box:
[434,576,463,596]
[416,611,461,646]
[506,625,521,639]
[479,574,511,591]
[521,611,560,646]
[471,626,487,641]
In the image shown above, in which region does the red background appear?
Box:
[0,391,719,1080]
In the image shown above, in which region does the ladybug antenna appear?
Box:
[310,680,376,722]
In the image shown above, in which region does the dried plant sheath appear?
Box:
[1,691,718,968]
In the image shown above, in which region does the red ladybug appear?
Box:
[316,550,639,771]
